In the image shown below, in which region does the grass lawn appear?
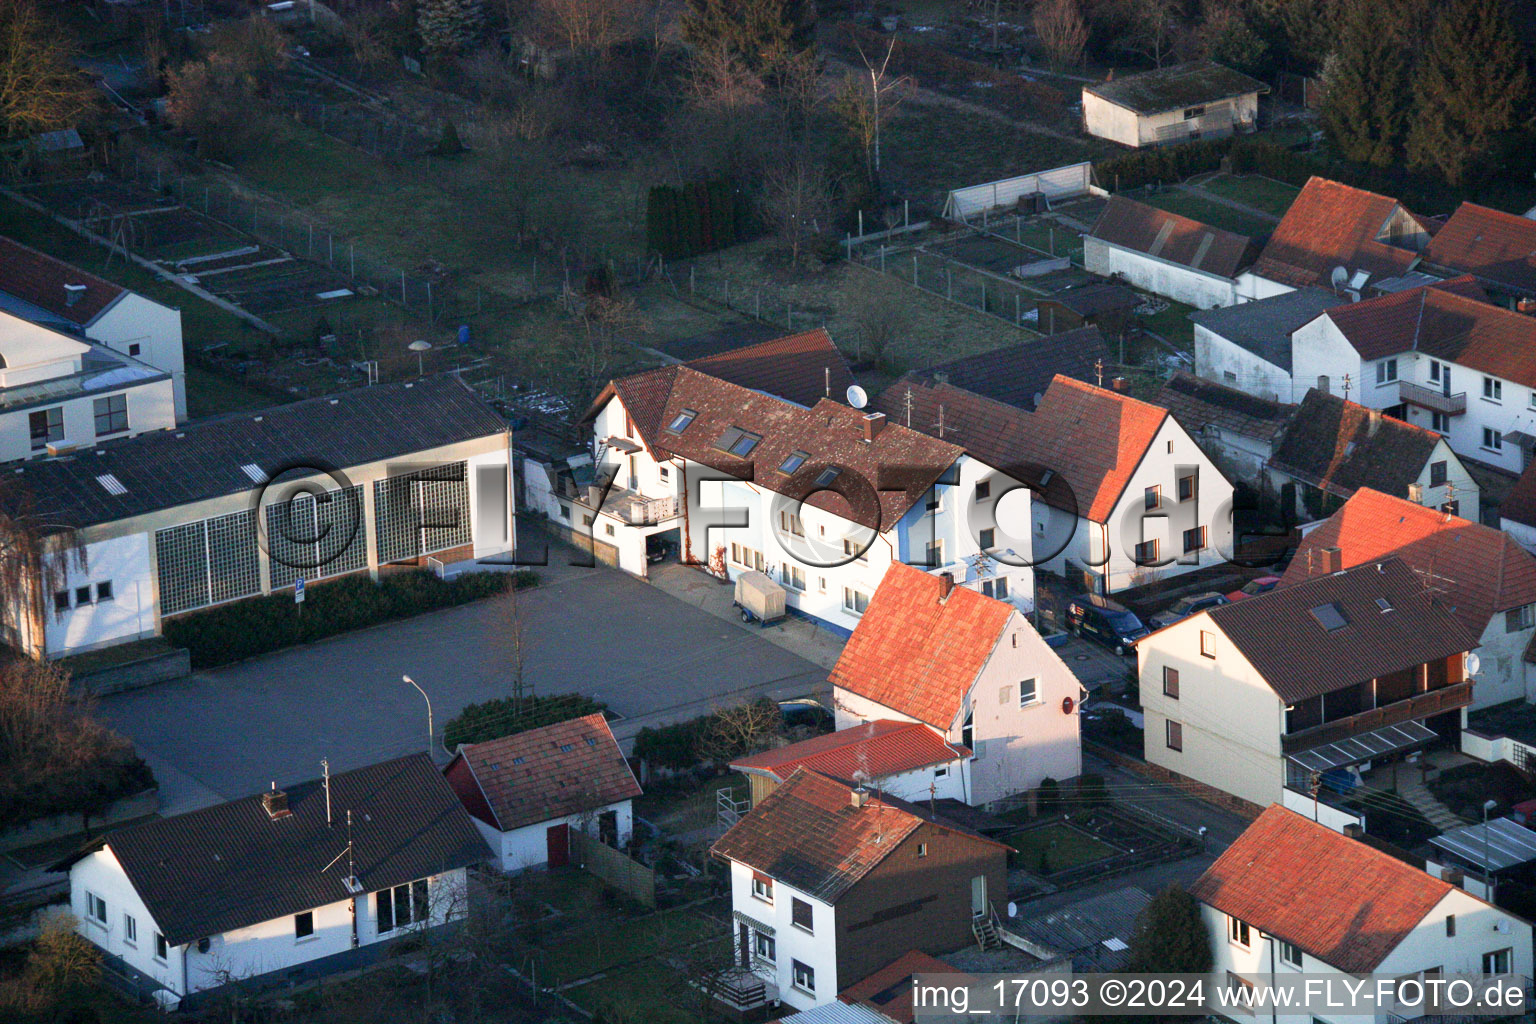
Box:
[1200,174,1301,218]
[635,773,746,836]
[1136,296,1198,353]
[1138,189,1277,240]
[1008,822,1118,873]
[567,961,719,1024]
[531,908,721,980]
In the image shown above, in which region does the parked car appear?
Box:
[1148,591,1231,630]
[646,535,676,564]
[1065,594,1150,655]
[778,698,834,735]
[1226,575,1282,602]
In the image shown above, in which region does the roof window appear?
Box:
[779,451,809,475]
[714,427,762,457]
[1309,602,1349,632]
[666,409,697,433]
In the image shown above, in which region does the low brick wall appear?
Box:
[71,647,191,696]
[0,788,160,855]
[1085,739,1263,820]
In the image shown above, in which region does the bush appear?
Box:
[633,716,711,771]
[443,693,608,748]
[164,569,537,669]
[1037,776,1060,814]
[1076,772,1108,807]
[646,178,754,258]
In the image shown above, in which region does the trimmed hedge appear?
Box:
[164,569,538,669]
[633,715,711,771]
[444,693,608,748]
[1,746,154,828]
[645,178,754,259]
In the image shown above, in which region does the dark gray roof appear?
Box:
[1041,283,1139,317]
[1158,370,1293,443]
[896,327,1112,412]
[1083,60,1268,115]
[1268,390,1439,501]
[1206,558,1477,704]
[8,375,506,530]
[1189,288,1347,373]
[56,754,491,947]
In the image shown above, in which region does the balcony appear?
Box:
[1282,681,1472,755]
[1398,380,1467,415]
[704,967,777,1012]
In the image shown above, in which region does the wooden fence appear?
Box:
[570,831,657,908]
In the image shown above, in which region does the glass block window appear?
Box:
[267,486,366,589]
[156,511,260,615]
[374,462,472,563]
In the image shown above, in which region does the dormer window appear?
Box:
[779,451,809,474]
[666,409,697,433]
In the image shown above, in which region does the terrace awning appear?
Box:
[1430,818,1536,873]
[1285,721,1437,773]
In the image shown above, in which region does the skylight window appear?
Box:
[95,473,127,496]
[815,466,842,487]
[512,756,525,765]
[1310,602,1349,632]
[559,743,575,752]
[666,409,697,433]
[1376,597,1394,613]
[714,427,762,457]
[779,450,810,475]
[241,463,268,484]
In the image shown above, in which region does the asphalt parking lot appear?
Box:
[1054,634,1137,693]
[101,562,829,814]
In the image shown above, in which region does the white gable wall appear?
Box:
[477,799,635,873]
[1083,237,1239,309]
[88,293,187,421]
[1194,321,1293,403]
[728,859,838,1011]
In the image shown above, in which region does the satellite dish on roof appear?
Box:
[1467,653,1482,677]
[846,384,869,409]
[1330,266,1350,290]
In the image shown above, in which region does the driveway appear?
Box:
[101,564,829,814]
[1054,635,1136,693]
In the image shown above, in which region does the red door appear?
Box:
[546,823,570,867]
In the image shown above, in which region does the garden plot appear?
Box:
[182,252,356,317]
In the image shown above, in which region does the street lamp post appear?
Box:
[1484,798,1499,902]
[403,675,438,758]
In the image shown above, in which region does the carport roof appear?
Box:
[1430,817,1536,873]
[5,375,506,531]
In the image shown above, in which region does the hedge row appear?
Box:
[645,178,754,259]
[1,747,154,828]
[443,693,608,748]
[164,569,537,669]
[829,23,1067,126]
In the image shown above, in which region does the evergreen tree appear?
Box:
[681,0,817,73]
[1319,0,1411,167]
[417,0,484,56]
[1406,0,1531,186]
[1125,885,1213,974]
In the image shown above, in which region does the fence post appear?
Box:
[205,188,210,214]
[879,245,885,272]
[913,255,918,286]
[427,280,433,321]
[786,303,793,329]
[845,234,851,261]
[1015,293,1021,324]
[857,210,863,239]
[308,222,314,258]
[689,266,695,294]
[1050,227,1055,256]
[904,199,910,230]
[946,267,952,301]
[350,244,355,278]
[328,234,334,266]
[755,291,761,319]
[724,278,730,307]
[401,270,407,304]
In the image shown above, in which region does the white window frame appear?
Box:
[753,930,776,963]
[792,959,816,994]
[85,892,108,928]
[1279,940,1302,968]
[1484,377,1503,402]
[1483,948,1512,975]
[1228,915,1251,948]
[153,931,168,963]
[751,876,773,903]
[1431,411,1449,433]
[1019,677,1039,707]
[123,914,137,947]
[1484,427,1504,452]
[1377,359,1398,384]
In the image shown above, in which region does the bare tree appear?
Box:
[1121,0,1180,67]
[761,157,832,265]
[1034,0,1089,71]
[0,478,83,656]
[0,0,91,139]
[534,0,648,51]
[846,36,907,177]
[848,287,910,368]
[699,698,780,762]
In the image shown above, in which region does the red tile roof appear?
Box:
[840,950,961,1024]
[731,720,968,783]
[1251,177,1425,288]
[1423,202,1536,294]
[1089,196,1257,279]
[1503,461,1536,530]
[712,768,1005,903]
[686,327,855,409]
[1190,805,1453,973]
[590,365,962,531]
[450,714,642,832]
[1282,488,1536,637]
[0,235,126,325]
[829,563,1016,729]
[874,374,1172,523]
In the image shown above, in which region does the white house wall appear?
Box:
[729,859,838,1011]
[43,533,155,653]
[1083,238,1238,309]
[1138,614,1286,807]
[89,293,187,421]
[71,846,184,1007]
[1289,315,1362,405]
[1472,617,1532,709]
[480,800,635,873]
[1194,322,1293,403]
[0,377,176,464]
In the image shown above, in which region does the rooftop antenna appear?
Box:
[321,810,361,893]
[903,386,914,428]
[825,366,831,398]
[936,404,946,439]
[322,758,332,828]
[1095,358,1104,387]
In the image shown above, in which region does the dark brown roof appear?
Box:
[711,768,1006,903]
[1089,196,1257,279]
[1251,177,1425,289]
[0,235,127,326]
[1423,202,1536,295]
[1157,370,1291,444]
[1083,60,1268,114]
[1190,806,1453,973]
[828,563,1016,729]
[1268,390,1441,501]
[451,714,642,832]
[1503,460,1536,529]
[873,374,1173,522]
[589,366,963,531]
[56,755,490,947]
[1205,558,1478,703]
[686,328,855,409]
[1281,488,1536,637]
[895,327,1111,412]
[1324,277,1536,386]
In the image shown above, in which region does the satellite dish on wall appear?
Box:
[1467,653,1482,676]
[846,384,869,409]
[1330,266,1350,290]
[1007,901,1019,918]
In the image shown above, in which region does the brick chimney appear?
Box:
[1343,823,1364,839]
[262,783,291,821]
[64,283,86,308]
[1442,866,1465,886]
[850,787,870,808]
[938,571,954,600]
[1323,546,1343,574]
[1110,376,1129,392]
[862,411,887,443]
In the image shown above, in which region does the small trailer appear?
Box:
[733,571,786,626]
